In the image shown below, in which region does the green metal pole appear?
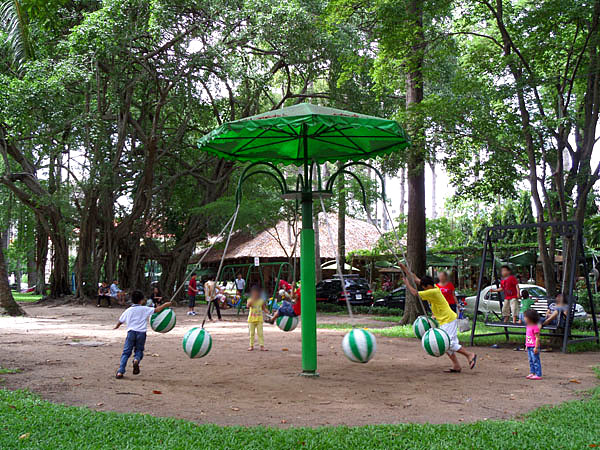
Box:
[300,124,318,375]
[300,193,317,375]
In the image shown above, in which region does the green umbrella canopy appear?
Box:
[508,251,537,266]
[197,103,410,165]
[426,252,457,267]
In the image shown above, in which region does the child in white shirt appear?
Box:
[114,290,171,379]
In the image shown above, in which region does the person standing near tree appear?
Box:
[436,271,457,313]
[234,273,246,296]
[491,266,520,324]
[187,273,199,316]
[204,276,221,321]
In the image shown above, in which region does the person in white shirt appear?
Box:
[114,290,172,379]
[235,273,246,295]
[204,277,221,321]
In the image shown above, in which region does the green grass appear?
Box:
[371,315,403,323]
[11,291,42,303]
[0,367,21,374]
[1,386,599,449]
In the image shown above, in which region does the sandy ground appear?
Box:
[0,303,598,428]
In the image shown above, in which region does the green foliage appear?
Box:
[1,384,600,449]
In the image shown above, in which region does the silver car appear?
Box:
[463,284,587,319]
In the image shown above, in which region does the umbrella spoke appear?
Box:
[321,125,367,154]
[233,136,299,154]
[310,136,365,153]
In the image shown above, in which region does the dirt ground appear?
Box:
[1,303,598,427]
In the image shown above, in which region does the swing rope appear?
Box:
[363,196,429,317]
[319,195,354,319]
[201,203,241,328]
[170,203,241,316]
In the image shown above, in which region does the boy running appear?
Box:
[114,290,172,379]
[399,263,477,373]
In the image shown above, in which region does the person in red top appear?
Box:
[491,265,520,323]
[187,273,199,316]
[292,287,301,316]
[436,271,457,313]
[268,283,301,323]
[279,279,292,291]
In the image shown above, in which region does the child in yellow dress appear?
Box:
[247,286,269,351]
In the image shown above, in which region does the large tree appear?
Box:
[436,0,600,295]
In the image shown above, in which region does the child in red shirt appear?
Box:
[492,265,520,323]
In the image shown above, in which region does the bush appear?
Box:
[575,289,600,313]
[315,302,404,317]
[572,318,598,332]
[316,302,346,313]
[372,290,387,300]
[354,305,404,316]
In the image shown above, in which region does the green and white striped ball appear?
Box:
[342,328,377,363]
[413,315,438,340]
[276,315,299,332]
[421,327,450,357]
[182,327,212,359]
[150,308,176,333]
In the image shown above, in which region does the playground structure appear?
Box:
[470,221,600,352]
[217,262,294,314]
[197,103,410,375]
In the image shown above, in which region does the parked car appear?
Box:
[463,284,587,319]
[316,275,373,306]
[373,286,461,313]
[372,286,406,309]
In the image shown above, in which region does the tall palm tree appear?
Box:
[0,0,34,70]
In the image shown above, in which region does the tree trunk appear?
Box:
[75,192,99,298]
[158,243,196,302]
[34,221,48,295]
[337,161,346,270]
[118,236,146,292]
[14,258,21,291]
[429,162,437,219]
[399,167,406,221]
[0,232,24,315]
[49,231,71,297]
[27,248,36,288]
[400,0,426,325]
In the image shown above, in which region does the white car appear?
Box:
[463,284,587,319]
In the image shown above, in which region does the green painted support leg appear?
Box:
[300,194,318,376]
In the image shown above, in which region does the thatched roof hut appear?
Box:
[198,212,379,264]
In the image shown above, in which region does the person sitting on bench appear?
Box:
[543,293,569,327]
[110,279,127,306]
[97,281,111,308]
